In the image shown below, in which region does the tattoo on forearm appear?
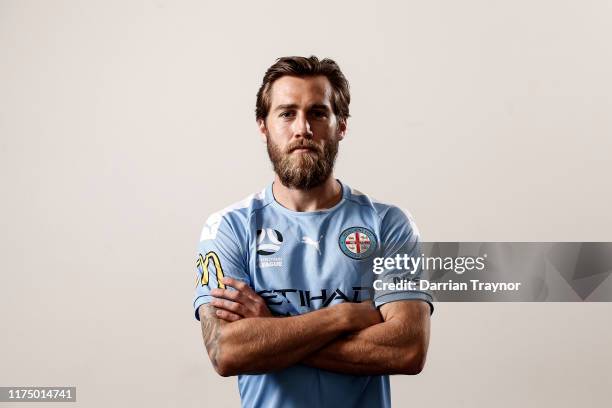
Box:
[201,305,222,369]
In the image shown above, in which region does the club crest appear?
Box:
[338,227,377,259]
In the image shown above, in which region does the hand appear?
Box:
[210,277,272,322]
[336,300,383,331]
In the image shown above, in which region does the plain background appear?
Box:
[1,0,611,407]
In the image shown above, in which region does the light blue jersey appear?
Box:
[193,180,433,408]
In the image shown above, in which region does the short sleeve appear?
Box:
[192,214,250,321]
[373,207,434,314]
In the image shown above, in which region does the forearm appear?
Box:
[200,303,353,376]
[302,321,418,375]
[302,302,430,375]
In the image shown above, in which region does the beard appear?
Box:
[266,136,339,190]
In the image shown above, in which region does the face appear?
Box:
[258,75,347,190]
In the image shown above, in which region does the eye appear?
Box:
[312,110,328,119]
[279,111,295,118]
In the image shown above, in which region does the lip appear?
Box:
[291,148,316,153]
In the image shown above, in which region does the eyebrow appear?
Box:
[273,104,330,111]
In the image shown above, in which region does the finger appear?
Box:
[211,298,245,316]
[221,278,261,304]
[222,277,251,292]
[211,288,242,302]
[215,309,241,322]
[221,278,261,302]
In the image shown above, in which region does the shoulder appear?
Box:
[343,183,419,233]
[199,187,271,241]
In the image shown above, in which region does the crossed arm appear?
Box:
[199,277,431,377]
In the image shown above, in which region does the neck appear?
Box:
[272,175,342,212]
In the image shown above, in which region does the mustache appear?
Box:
[286,140,320,153]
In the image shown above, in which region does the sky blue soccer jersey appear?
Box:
[193,180,433,408]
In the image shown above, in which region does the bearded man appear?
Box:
[193,56,433,408]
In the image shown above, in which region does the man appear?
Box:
[193,56,433,408]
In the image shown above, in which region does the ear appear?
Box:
[257,119,268,144]
[336,118,347,141]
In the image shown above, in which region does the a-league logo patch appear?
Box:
[256,228,284,255]
[338,227,377,259]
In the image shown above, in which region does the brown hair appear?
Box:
[255,56,351,123]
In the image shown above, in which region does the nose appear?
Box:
[292,112,313,139]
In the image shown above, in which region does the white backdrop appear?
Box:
[1,1,611,407]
